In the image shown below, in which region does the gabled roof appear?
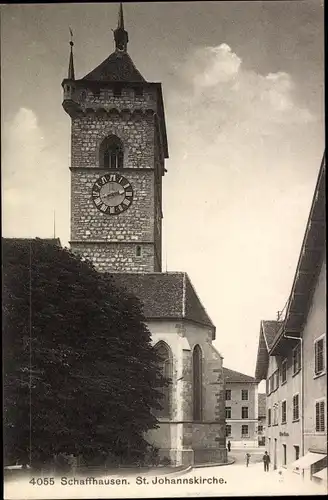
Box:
[254,320,282,381]
[82,51,145,82]
[258,393,266,417]
[262,320,283,349]
[223,367,258,384]
[270,154,326,356]
[109,272,216,337]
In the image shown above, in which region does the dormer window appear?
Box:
[99,135,124,169]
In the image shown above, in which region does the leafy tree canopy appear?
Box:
[3,238,167,468]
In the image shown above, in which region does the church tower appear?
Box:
[62,4,227,467]
[62,3,168,273]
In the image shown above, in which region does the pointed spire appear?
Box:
[118,2,124,29]
[114,2,129,52]
[68,27,75,80]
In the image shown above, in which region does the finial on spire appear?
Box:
[68,27,75,80]
[114,2,129,52]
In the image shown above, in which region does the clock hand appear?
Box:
[102,189,125,199]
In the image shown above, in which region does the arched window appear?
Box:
[136,245,142,257]
[154,342,172,418]
[99,135,124,169]
[193,344,202,421]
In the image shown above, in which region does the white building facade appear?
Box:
[255,155,326,490]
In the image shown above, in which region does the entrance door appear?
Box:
[274,438,277,470]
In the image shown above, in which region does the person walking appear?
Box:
[245,453,250,467]
[263,450,270,471]
[227,440,231,452]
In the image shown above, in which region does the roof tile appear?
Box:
[83,51,145,82]
[223,367,257,384]
[109,272,215,331]
[262,320,282,349]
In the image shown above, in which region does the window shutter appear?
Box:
[316,402,320,431]
[315,339,324,374]
[315,401,325,432]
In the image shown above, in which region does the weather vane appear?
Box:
[69,27,74,47]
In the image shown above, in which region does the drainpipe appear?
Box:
[283,335,304,463]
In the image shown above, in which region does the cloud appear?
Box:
[2,107,69,241]
[163,43,322,373]
[169,43,314,150]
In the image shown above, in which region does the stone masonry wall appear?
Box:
[69,86,164,273]
[71,169,154,242]
[71,113,154,169]
[75,85,158,114]
[71,242,156,273]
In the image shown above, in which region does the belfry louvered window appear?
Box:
[99,135,124,169]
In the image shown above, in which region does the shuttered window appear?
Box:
[314,338,325,375]
[293,394,299,421]
[292,344,301,374]
[315,401,325,432]
[282,400,287,424]
[268,408,271,426]
[281,359,287,384]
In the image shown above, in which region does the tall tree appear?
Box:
[3,238,167,467]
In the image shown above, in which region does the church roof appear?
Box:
[223,367,258,384]
[81,4,145,83]
[82,51,146,83]
[109,272,216,337]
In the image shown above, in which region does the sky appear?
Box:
[1,1,324,382]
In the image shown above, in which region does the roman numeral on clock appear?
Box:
[92,174,133,215]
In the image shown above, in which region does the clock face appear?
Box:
[92,173,133,215]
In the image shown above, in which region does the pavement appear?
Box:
[228,447,264,465]
[4,457,327,498]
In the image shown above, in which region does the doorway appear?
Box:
[274,438,277,470]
